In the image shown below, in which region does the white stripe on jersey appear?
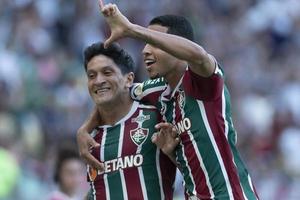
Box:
[138,85,166,100]
[101,128,110,200]
[138,104,157,110]
[136,111,148,200]
[197,100,234,200]
[104,174,110,200]
[180,106,214,198]
[222,88,229,140]
[90,181,96,200]
[222,89,248,200]
[118,123,128,200]
[248,175,258,200]
[156,148,164,200]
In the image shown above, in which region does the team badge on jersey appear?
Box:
[177,89,185,109]
[130,127,149,146]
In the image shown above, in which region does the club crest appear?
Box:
[177,90,185,109]
[130,127,149,146]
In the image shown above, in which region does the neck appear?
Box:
[97,94,133,126]
[165,63,186,89]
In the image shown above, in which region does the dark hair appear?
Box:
[83,42,135,74]
[54,145,80,183]
[149,15,194,42]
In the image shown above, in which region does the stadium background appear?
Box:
[0,0,299,199]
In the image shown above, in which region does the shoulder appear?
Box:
[131,78,166,97]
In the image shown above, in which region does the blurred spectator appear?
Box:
[47,143,87,200]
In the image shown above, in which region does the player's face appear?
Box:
[142,24,180,79]
[86,55,131,106]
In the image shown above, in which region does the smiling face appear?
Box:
[142,25,180,79]
[86,55,132,106]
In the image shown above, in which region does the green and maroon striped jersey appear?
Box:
[131,65,259,200]
[87,101,176,200]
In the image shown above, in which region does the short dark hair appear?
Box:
[149,15,194,42]
[54,144,80,183]
[83,42,135,74]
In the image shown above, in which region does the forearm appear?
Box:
[128,24,209,66]
[78,107,100,134]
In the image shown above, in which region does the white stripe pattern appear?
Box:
[180,103,214,198]
[222,89,248,200]
[197,100,234,200]
[101,128,110,200]
[155,148,164,200]
[118,123,128,200]
[136,114,148,200]
[222,88,229,140]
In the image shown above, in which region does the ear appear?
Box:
[125,72,134,88]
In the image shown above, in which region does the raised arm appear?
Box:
[99,1,215,77]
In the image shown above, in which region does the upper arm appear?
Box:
[182,64,224,101]
[188,53,216,77]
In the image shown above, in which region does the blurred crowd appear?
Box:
[0,0,299,199]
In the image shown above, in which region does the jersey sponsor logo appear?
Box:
[131,114,150,124]
[88,154,144,178]
[144,78,163,86]
[130,127,149,146]
[175,117,191,135]
[104,154,143,174]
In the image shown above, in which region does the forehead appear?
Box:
[148,24,168,33]
[87,55,120,72]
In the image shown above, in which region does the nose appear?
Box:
[142,44,152,57]
[94,73,106,85]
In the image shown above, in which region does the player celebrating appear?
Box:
[95,2,259,200]
[82,42,176,199]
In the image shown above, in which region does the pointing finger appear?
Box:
[99,0,104,9]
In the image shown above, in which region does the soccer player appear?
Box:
[95,2,259,200]
[81,42,176,199]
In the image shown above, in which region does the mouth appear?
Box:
[144,59,156,68]
[94,88,110,94]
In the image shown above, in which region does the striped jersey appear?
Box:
[131,65,259,200]
[87,101,176,200]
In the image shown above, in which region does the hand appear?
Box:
[152,122,180,156]
[77,128,103,171]
[99,0,133,48]
[77,107,103,170]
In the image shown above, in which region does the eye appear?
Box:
[104,70,113,76]
[87,72,95,79]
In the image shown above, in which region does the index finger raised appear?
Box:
[99,0,105,9]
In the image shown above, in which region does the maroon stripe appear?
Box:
[159,151,176,200]
[94,177,107,200]
[180,132,211,198]
[122,110,144,199]
[203,99,245,200]
[175,95,211,198]
[92,129,104,161]
[142,90,162,106]
[89,129,106,199]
